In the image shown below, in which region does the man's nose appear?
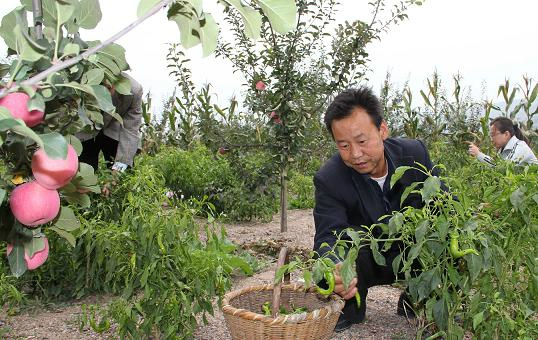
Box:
[350,144,363,158]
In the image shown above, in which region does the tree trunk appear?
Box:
[279,165,288,233]
[32,0,43,39]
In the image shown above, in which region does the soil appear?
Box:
[2,209,419,339]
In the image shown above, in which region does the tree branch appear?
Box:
[0,0,174,98]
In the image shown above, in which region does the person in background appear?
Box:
[313,87,444,332]
[77,74,143,173]
[467,117,538,166]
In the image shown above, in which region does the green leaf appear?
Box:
[91,85,116,113]
[64,192,91,208]
[421,176,441,202]
[510,187,525,210]
[388,212,403,235]
[55,0,76,25]
[62,42,80,57]
[472,311,484,330]
[10,124,44,147]
[432,296,448,330]
[14,24,44,62]
[415,219,429,243]
[49,226,76,247]
[302,269,312,288]
[0,118,24,131]
[23,236,46,258]
[28,93,45,112]
[171,13,201,49]
[54,206,80,232]
[256,0,297,34]
[340,247,357,290]
[0,9,26,51]
[0,107,12,119]
[0,188,5,204]
[137,0,161,17]
[390,166,412,188]
[113,75,132,95]
[312,259,324,284]
[65,134,83,155]
[8,242,27,277]
[225,255,253,275]
[76,0,102,29]
[81,68,105,85]
[199,13,219,57]
[400,181,420,205]
[222,0,262,38]
[97,43,129,71]
[40,132,68,159]
[370,239,386,266]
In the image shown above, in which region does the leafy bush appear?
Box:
[288,170,315,209]
[218,150,279,221]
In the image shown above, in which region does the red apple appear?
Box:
[0,92,44,127]
[31,144,79,189]
[218,147,230,155]
[10,181,60,226]
[7,237,50,270]
[255,81,266,91]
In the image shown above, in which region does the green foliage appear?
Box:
[72,162,251,338]
[150,144,234,208]
[288,170,315,209]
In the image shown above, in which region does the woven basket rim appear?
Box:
[221,283,344,325]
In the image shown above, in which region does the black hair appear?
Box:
[490,117,530,145]
[324,87,383,136]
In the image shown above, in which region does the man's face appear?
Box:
[331,107,388,178]
[489,125,510,150]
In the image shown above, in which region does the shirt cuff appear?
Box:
[477,152,494,166]
[111,161,128,172]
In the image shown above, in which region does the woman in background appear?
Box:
[468,117,538,165]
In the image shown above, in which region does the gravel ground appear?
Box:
[2,209,418,339]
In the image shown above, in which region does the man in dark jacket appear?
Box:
[314,87,438,331]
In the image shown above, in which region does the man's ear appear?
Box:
[380,121,389,140]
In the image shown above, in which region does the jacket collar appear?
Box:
[349,138,419,223]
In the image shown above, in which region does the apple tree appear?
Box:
[0,0,297,276]
[217,0,421,231]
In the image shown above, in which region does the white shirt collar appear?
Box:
[502,135,519,152]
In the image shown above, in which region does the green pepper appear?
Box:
[449,232,479,259]
[316,271,335,296]
[355,291,361,308]
[262,301,271,316]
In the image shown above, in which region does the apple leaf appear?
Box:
[27,93,45,112]
[170,13,202,49]
[76,0,102,29]
[81,68,105,86]
[137,0,161,17]
[113,75,132,96]
[54,206,80,232]
[10,124,44,148]
[24,236,46,258]
[222,0,262,38]
[40,132,68,159]
[0,188,6,204]
[199,13,219,57]
[65,134,83,155]
[7,242,27,278]
[49,227,76,247]
[256,0,297,34]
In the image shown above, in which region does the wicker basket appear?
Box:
[222,247,345,340]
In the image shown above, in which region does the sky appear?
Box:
[1,0,537,113]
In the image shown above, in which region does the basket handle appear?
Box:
[272,246,290,317]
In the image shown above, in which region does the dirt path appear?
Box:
[2,209,418,339]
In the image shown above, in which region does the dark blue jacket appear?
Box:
[313,137,436,254]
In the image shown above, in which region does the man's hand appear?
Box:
[333,262,358,300]
[466,141,480,157]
